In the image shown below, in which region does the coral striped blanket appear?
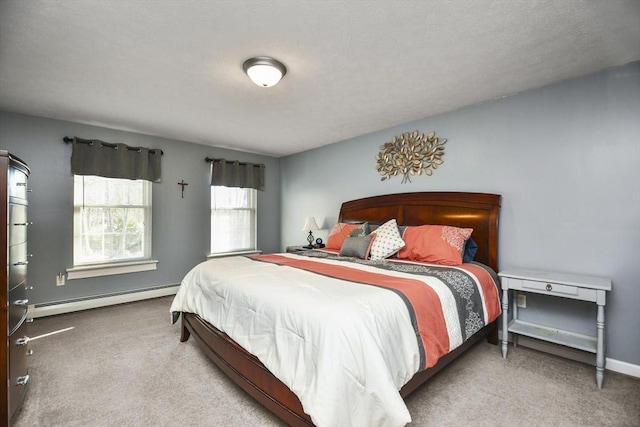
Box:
[170,251,501,427]
[252,251,501,369]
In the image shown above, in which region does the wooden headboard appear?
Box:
[338,192,501,271]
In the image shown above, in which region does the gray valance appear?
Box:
[70,137,162,182]
[208,158,265,191]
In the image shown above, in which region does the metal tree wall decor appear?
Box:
[375,130,446,183]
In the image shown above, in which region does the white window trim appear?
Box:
[73,175,153,267]
[66,259,158,280]
[210,186,258,254]
[207,250,262,259]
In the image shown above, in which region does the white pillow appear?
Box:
[369,219,405,260]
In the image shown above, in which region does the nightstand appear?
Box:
[499,268,612,389]
[286,246,307,253]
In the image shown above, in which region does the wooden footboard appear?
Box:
[182,311,497,426]
[181,311,314,426]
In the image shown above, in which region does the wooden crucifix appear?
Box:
[178,180,188,198]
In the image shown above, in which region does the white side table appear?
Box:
[499,268,612,389]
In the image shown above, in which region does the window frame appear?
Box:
[68,175,156,278]
[209,185,258,256]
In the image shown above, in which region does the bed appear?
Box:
[171,191,501,427]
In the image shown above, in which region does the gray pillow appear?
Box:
[348,222,369,237]
[340,235,374,259]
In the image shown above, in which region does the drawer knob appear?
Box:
[15,337,30,346]
[16,337,30,346]
[546,283,553,291]
[27,349,34,356]
[16,337,29,346]
[14,299,29,307]
[16,375,29,386]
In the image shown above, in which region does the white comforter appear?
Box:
[170,254,422,427]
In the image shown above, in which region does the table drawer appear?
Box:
[522,279,578,297]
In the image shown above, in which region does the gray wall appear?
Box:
[0,112,281,305]
[1,62,637,366]
[281,62,640,365]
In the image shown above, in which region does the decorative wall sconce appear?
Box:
[375,130,446,183]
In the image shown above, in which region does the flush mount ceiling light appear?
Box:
[242,56,287,88]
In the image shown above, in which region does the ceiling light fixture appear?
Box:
[242,56,287,88]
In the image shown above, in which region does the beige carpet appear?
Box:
[12,296,640,427]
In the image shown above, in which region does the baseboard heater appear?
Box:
[28,284,180,318]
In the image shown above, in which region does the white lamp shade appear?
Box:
[302,216,319,231]
[243,56,287,88]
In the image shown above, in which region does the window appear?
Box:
[210,186,257,254]
[73,175,152,266]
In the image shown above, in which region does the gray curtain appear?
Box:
[71,138,162,182]
[210,158,265,191]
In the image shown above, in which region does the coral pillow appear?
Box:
[398,225,473,265]
[326,223,362,250]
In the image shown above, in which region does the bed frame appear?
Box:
[180,191,501,426]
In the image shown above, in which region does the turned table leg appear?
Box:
[502,288,509,359]
[596,304,605,389]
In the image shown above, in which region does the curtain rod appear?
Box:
[205,157,264,167]
[64,136,163,155]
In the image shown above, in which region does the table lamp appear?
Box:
[302,217,319,249]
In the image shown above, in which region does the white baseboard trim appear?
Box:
[28,285,179,318]
[513,335,639,378]
[605,357,640,378]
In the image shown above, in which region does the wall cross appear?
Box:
[178,180,189,198]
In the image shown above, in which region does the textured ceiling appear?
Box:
[1,1,639,157]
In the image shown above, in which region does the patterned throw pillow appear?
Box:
[349,222,369,237]
[397,224,473,265]
[326,223,361,250]
[369,219,406,261]
[340,234,376,259]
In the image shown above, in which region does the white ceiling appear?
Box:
[1,1,639,157]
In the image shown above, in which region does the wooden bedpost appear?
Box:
[487,324,499,345]
[180,313,191,342]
